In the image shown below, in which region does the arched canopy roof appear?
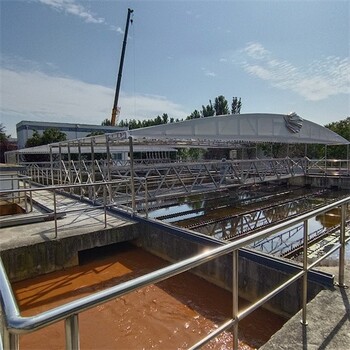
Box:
[129,113,349,145]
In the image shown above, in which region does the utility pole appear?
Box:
[111,8,134,126]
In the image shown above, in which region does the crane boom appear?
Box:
[111,8,134,126]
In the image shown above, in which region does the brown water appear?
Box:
[14,244,285,349]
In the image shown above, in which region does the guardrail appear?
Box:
[1,196,349,349]
[0,175,33,214]
[306,158,350,176]
[0,177,149,238]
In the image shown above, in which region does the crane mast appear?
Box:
[111,8,134,126]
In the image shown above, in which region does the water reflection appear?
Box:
[148,185,349,259]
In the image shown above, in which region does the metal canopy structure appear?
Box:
[8,144,176,155]
[128,113,349,145]
[4,113,349,162]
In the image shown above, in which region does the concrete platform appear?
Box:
[260,264,350,350]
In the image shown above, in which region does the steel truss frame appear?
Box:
[22,157,308,201]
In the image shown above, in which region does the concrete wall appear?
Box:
[1,218,331,318]
[289,175,350,189]
[134,221,330,318]
[1,225,139,282]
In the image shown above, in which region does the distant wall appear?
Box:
[289,175,350,189]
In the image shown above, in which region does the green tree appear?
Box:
[186,110,201,120]
[162,113,169,124]
[231,97,242,114]
[201,100,215,118]
[0,123,9,143]
[101,118,112,126]
[25,128,67,161]
[25,130,42,148]
[0,124,16,163]
[214,95,230,116]
[41,128,67,145]
[324,117,350,159]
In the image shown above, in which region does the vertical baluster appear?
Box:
[301,219,308,325]
[65,314,80,350]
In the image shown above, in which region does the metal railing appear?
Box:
[1,196,349,349]
[0,177,149,237]
[306,158,350,176]
[0,175,33,214]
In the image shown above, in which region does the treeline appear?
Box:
[117,95,241,130]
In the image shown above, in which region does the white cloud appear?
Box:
[36,0,122,31]
[37,0,104,24]
[201,68,216,77]
[0,68,189,136]
[238,42,350,101]
[243,42,270,60]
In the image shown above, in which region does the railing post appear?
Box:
[338,203,347,287]
[145,178,148,219]
[29,187,33,212]
[232,249,239,350]
[3,328,19,350]
[23,179,28,213]
[50,146,54,185]
[103,184,107,228]
[301,219,308,326]
[78,141,83,198]
[53,189,58,239]
[129,136,136,213]
[65,314,80,350]
[59,144,63,185]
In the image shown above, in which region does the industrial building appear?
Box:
[16,120,127,149]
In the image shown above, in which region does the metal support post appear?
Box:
[50,145,54,185]
[53,189,58,239]
[129,136,136,213]
[347,144,349,176]
[3,328,19,350]
[103,184,107,228]
[24,179,28,213]
[106,135,112,203]
[65,314,80,350]
[59,144,63,185]
[91,138,96,202]
[67,142,72,192]
[325,145,328,176]
[232,249,239,350]
[29,187,33,212]
[78,141,83,198]
[301,219,308,326]
[145,178,148,219]
[338,204,347,287]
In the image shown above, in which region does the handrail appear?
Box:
[0,177,148,237]
[0,175,33,213]
[1,196,349,349]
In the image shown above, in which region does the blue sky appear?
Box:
[1,0,349,137]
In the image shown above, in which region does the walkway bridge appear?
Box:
[20,157,350,207]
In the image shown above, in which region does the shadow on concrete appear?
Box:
[319,286,350,350]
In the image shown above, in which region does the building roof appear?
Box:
[128,113,349,145]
